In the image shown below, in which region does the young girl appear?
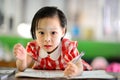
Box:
[13,6,92,77]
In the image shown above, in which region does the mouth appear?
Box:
[44,45,52,49]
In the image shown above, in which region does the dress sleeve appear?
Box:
[62,39,79,62]
[26,41,38,60]
[62,38,92,71]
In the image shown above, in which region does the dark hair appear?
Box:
[31,6,67,39]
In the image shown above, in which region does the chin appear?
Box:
[45,49,53,52]
[47,49,55,53]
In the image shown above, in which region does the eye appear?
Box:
[39,31,44,35]
[51,31,56,35]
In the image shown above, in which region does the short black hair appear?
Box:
[31,6,67,39]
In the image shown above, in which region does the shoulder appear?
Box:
[26,40,38,51]
[26,40,39,60]
[62,38,79,62]
[62,38,78,49]
[26,40,37,47]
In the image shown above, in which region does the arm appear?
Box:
[14,43,33,71]
[16,54,33,71]
[63,39,83,76]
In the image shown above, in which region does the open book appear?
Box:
[15,69,115,79]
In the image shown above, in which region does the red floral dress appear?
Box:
[26,38,92,70]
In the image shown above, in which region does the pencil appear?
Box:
[73,51,85,64]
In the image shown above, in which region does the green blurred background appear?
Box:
[1,35,120,63]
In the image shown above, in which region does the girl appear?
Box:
[14,6,92,77]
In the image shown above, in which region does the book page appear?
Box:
[70,70,115,79]
[15,69,64,78]
[15,69,115,79]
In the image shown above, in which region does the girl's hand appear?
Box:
[13,43,27,61]
[64,62,81,77]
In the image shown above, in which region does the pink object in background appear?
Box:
[91,57,108,70]
[106,62,120,72]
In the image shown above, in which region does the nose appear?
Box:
[44,34,51,42]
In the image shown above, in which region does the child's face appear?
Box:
[35,16,65,53]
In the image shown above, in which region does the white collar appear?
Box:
[39,43,61,60]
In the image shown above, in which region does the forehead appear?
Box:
[37,16,61,29]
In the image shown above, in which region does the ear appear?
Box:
[62,28,66,37]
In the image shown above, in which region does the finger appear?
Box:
[14,43,21,49]
[14,49,20,57]
[14,47,21,54]
[16,43,22,46]
[14,49,23,58]
[68,67,76,74]
[66,64,75,71]
[19,47,26,54]
[68,62,76,67]
[64,67,74,74]
[15,51,25,60]
[16,56,22,60]
[64,70,73,77]
[15,46,25,55]
[17,49,25,56]
[14,52,17,57]
[67,62,73,65]
[14,49,19,56]
[67,69,77,77]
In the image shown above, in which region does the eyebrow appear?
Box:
[37,27,58,30]
[37,28,43,30]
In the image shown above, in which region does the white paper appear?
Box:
[15,69,115,79]
[15,69,64,78]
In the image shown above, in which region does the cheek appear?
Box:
[52,36,61,44]
[36,34,43,40]
[36,36,43,45]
